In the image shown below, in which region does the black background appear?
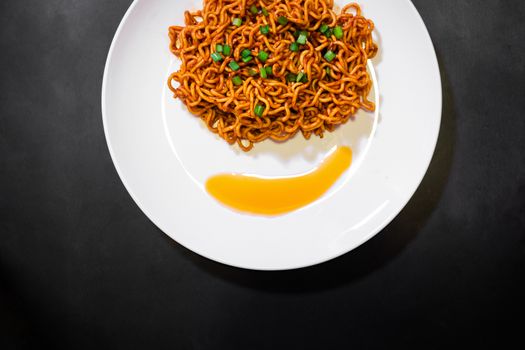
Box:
[1,0,524,348]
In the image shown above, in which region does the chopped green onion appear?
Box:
[232,76,243,86]
[254,104,265,117]
[293,30,301,38]
[286,73,297,82]
[277,16,288,25]
[248,68,258,76]
[215,44,223,53]
[260,67,267,79]
[250,5,258,15]
[262,8,269,16]
[290,42,299,52]
[211,52,223,62]
[334,26,343,39]
[296,72,308,83]
[229,60,240,71]
[222,45,231,56]
[300,74,308,83]
[325,67,331,75]
[232,18,242,27]
[241,49,252,58]
[258,50,269,62]
[325,28,333,38]
[260,25,270,35]
[297,32,308,45]
[320,23,329,34]
[265,66,273,76]
[324,50,336,62]
[242,55,253,63]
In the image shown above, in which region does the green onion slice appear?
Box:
[211,52,223,62]
[324,50,336,62]
[258,50,269,62]
[277,16,288,25]
[229,60,240,71]
[254,104,265,116]
[232,76,243,86]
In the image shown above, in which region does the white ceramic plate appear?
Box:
[102,0,441,270]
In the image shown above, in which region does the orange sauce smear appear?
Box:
[206,146,352,216]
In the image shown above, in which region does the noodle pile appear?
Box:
[168,0,378,151]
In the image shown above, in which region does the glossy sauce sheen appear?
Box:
[206,146,352,216]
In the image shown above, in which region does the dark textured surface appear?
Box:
[1,0,524,348]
